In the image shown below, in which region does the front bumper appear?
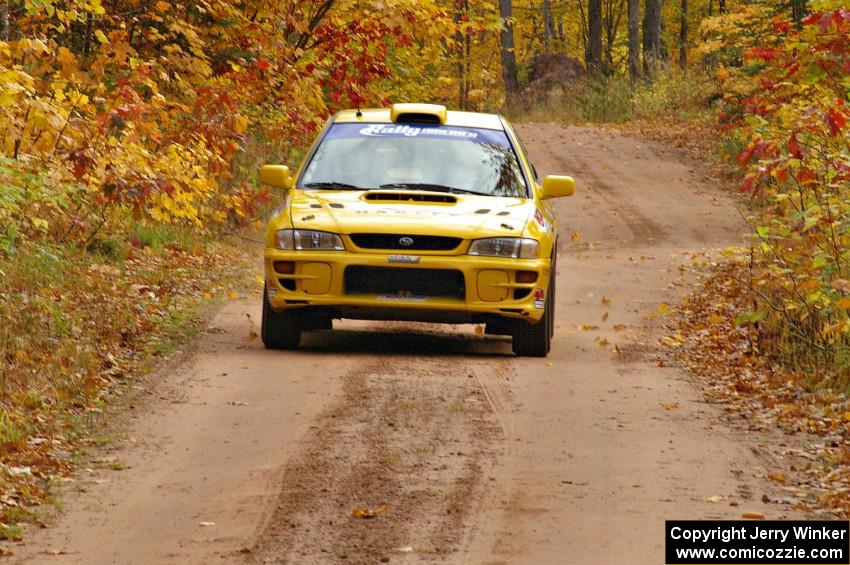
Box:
[264,249,550,324]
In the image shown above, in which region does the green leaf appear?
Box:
[735,310,767,325]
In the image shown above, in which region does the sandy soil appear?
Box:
[11,124,809,564]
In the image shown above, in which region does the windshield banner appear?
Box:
[324,123,511,147]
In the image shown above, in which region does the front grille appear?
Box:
[350,233,462,251]
[344,266,465,300]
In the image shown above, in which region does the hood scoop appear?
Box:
[363,191,457,204]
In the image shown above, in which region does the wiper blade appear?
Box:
[378,183,487,196]
[304,181,362,190]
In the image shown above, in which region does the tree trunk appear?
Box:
[542,0,551,53]
[679,0,688,69]
[790,0,808,24]
[628,0,640,81]
[642,0,662,75]
[82,13,93,57]
[454,0,468,109]
[498,0,519,95]
[557,17,567,51]
[718,0,726,14]
[586,0,603,74]
[547,10,557,51]
[464,30,471,107]
[577,0,588,61]
[603,0,625,76]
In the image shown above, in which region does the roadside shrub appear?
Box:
[726,2,850,379]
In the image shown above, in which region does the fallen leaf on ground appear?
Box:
[352,506,388,519]
[741,512,765,520]
[704,495,725,503]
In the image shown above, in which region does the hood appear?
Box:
[288,189,534,239]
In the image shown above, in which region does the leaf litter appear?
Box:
[669,258,850,516]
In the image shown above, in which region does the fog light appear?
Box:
[274,261,295,274]
[516,270,538,284]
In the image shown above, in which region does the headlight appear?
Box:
[468,237,539,259]
[276,229,344,251]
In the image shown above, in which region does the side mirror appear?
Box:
[259,165,294,190]
[540,175,576,199]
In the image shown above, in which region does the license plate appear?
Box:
[387,255,421,264]
[376,295,428,302]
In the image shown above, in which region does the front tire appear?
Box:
[512,271,555,357]
[261,286,302,350]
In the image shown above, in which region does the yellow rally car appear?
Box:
[259,103,575,356]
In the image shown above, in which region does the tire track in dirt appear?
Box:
[449,123,807,564]
[249,330,509,564]
[534,133,670,245]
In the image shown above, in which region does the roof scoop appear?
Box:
[390,103,448,125]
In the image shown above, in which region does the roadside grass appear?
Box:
[506,69,717,126]
[0,222,257,533]
[0,524,22,542]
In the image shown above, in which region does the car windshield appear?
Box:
[299,123,528,198]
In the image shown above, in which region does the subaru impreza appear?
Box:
[259,103,575,356]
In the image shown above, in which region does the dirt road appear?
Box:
[15,124,803,564]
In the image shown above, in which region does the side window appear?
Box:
[513,130,539,183]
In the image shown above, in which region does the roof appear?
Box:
[334,107,505,131]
